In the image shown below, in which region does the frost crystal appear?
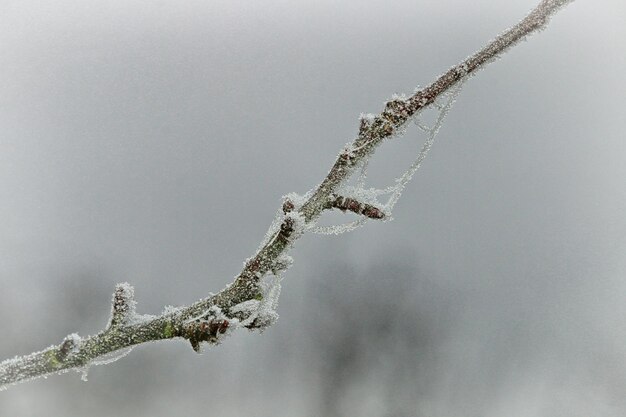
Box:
[359,112,377,124]
[114,282,136,312]
[282,191,310,209]
[244,272,282,329]
[257,191,312,252]
[383,79,465,212]
[108,282,155,326]
[109,282,136,326]
[63,333,81,355]
[79,347,134,382]
[162,305,183,315]
[229,263,286,330]
[230,300,261,316]
[312,77,466,235]
[90,347,133,367]
[0,333,87,390]
[272,254,294,275]
[285,211,307,239]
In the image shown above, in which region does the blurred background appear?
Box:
[1,0,625,416]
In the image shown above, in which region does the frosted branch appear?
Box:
[0,0,575,390]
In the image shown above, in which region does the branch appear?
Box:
[0,0,574,390]
[327,194,386,220]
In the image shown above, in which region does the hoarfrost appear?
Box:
[312,77,466,235]
[272,254,294,275]
[257,208,284,249]
[108,282,155,326]
[64,333,82,354]
[186,304,227,325]
[391,92,408,101]
[90,347,133,367]
[356,158,369,188]
[283,191,310,209]
[109,282,136,326]
[0,333,85,390]
[0,346,60,390]
[162,305,183,316]
[183,263,285,352]
[232,268,283,330]
[231,255,290,330]
[114,282,136,313]
[383,79,465,212]
[257,190,312,252]
[79,346,134,382]
[230,300,261,316]
[285,210,307,238]
[359,112,377,126]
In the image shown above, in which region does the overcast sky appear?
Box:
[1,1,625,416]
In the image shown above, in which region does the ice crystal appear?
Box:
[312,77,466,235]
[78,346,134,382]
[229,260,286,330]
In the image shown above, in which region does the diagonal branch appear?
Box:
[0,0,574,390]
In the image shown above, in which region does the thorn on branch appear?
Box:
[184,319,230,352]
[328,195,385,220]
[109,283,137,328]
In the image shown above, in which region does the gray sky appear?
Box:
[1,1,625,416]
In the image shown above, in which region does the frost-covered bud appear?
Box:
[271,254,294,275]
[359,112,376,125]
[57,333,81,360]
[282,199,295,214]
[385,99,405,112]
[280,217,294,236]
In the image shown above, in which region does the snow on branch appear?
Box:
[0,0,575,390]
